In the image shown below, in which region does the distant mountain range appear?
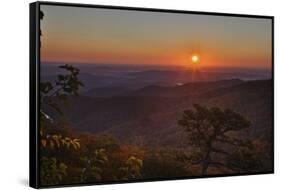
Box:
[84,79,243,97]
[41,64,271,93]
[47,79,272,148]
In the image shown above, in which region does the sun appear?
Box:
[191,55,199,64]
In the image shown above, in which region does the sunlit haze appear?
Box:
[41,5,272,69]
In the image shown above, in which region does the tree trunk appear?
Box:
[201,160,209,175]
[201,151,211,175]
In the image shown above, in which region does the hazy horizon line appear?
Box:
[41,61,272,71]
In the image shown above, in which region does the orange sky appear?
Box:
[40,5,272,69]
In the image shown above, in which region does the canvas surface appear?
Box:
[36,2,273,187]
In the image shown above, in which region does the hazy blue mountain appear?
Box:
[45,79,272,147]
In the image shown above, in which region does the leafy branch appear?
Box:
[40,64,84,116]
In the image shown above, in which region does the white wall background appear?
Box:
[0,0,279,189]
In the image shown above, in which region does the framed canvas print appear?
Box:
[29,1,274,188]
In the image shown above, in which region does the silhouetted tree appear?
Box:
[226,139,271,173]
[40,10,44,46]
[40,64,84,116]
[40,64,84,185]
[178,104,251,175]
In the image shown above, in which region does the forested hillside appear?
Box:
[40,65,273,186]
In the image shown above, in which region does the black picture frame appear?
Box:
[30,1,274,188]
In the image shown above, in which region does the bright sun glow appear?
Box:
[191,55,199,63]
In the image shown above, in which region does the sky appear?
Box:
[40,5,272,69]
